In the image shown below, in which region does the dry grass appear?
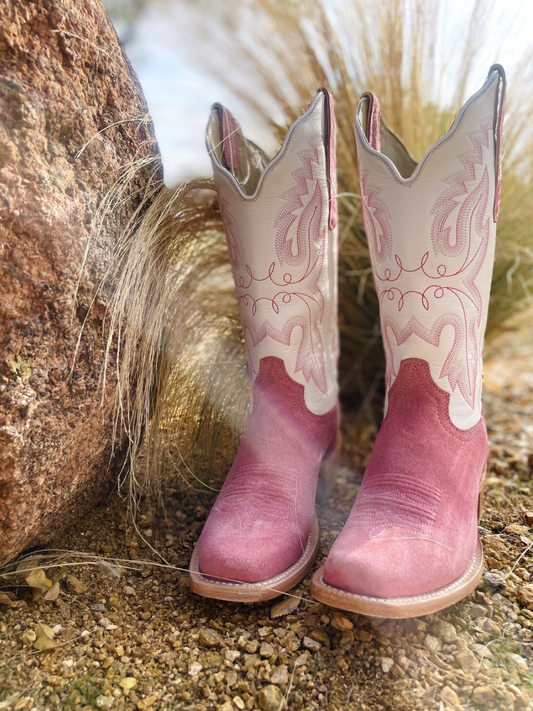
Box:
[101,0,533,500]
[101,180,247,507]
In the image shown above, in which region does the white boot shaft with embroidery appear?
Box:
[312,66,506,617]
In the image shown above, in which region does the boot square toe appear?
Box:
[197,515,314,585]
[322,531,476,599]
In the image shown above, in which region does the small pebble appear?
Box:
[506,523,529,536]
[509,652,528,669]
[309,628,330,647]
[424,634,442,653]
[469,603,488,619]
[270,665,289,685]
[303,636,321,651]
[198,627,221,647]
[354,629,373,642]
[484,571,506,589]
[518,583,533,610]
[440,686,460,705]
[260,642,275,657]
[294,653,309,667]
[330,612,353,631]
[90,603,106,612]
[188,662,203,676]
[456,649,478,674]
[432,620,457,643]
[21,629,36,646]
[472,685,495,705]
[257,684,284,711]
[381,657,394,673]
[225,650,240,662]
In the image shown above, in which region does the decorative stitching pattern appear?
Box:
[431,119,492,259]
[232,138,330,395]
[359,171,392,262]
[361,120,495,418]
[275,137,324,266]
[352,472,441,539]
[214,467,298,530]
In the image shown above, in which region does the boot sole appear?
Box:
[310,537,484,618]
[189,515,320,602]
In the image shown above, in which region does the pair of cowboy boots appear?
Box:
[189,64,506,618]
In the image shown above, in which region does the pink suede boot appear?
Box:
[312,65,506,617]
[189,90,340,601]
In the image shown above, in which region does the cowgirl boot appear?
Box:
[189,89,340,601]
[312,65,506,617]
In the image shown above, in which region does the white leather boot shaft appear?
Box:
[206,91,339,415]
[355,66,506,429]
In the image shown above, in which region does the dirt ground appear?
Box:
[1,332,533,711]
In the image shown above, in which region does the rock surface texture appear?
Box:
[0,0,161,565]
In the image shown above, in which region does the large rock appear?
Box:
[0,0,161,565]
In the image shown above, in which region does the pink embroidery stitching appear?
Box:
[362,121,494,409]
[230,138,329,394]
[274,137,325,266]
[352,472,441,539]
[359,170,392,263]
[216,467,298,530]
[431,119,493,259]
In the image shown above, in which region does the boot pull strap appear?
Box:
[215,104,240,172]
[489,64,506,222]
[320,88,338,230]
[361,91,381,152]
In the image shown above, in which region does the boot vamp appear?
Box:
[197,356,338,584]
[197,433,321,585]
[324,358,488,598]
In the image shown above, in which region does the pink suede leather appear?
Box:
[364,92,381,152]
[323,358,488,598]
[198,356,339,584]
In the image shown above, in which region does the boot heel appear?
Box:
[319,432,342,498]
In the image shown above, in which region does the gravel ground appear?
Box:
[1,334,533,711]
